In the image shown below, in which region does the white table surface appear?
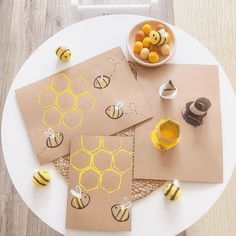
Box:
[1,15,236,236]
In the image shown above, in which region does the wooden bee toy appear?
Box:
[55,46,71,61]
[44,128,64,148]
[32,170,51,188]
[70,185,90,209]
[93,74,110,89]
[111,197,132,222]
[105,101,124,119]
[182,97,212,127]
[164,180,182,201]
[149,29,169,46]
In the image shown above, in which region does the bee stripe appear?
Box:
[37,171,50,182]
[111,105,116,117]
[75,197,83,208]
[48,137,52,147]
[171,187,180,201]
[33,176,46,186]
[60,49,70,59]
[164,183,174,196]
[54,137,58,145]
[56,47,61,55]
[159,37,167,46]
[96,78,102,88]
[115,209,121,218]
[157,31,162,45]
[120,209,127,221]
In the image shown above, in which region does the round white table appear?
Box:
[1,15,236,236]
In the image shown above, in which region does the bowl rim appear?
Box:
[126,19,176,67]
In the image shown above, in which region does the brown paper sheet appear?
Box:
[15,47,152,164]
[66,135,133,231]
[133,64,223,183]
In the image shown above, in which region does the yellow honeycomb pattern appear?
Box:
[71,136,133,194]
[38,73,96,129]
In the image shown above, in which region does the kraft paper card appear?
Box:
[66,135,133,231]
[132,63,223,183]
[15,47,152,164]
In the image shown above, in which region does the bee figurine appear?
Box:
[93,74,110,89]
[164,180,182,201]
[111,197,132,222]
[55,46,71,61]
[44,128,64,148]
[149,29,169,46]
[32,169,51,188]
[182,97,212,127]
[105,101,124,119]
[70,185,90,209]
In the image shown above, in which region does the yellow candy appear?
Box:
[140,48,150,60]
[143,37,151,48]
[149,44,159,52]
[56,46,71,61]
[148,51,159,63]
[142,24,152,36]
[156,24,165,31]
[32,170,51,188]
[133,41,143,54]
[160,44,170,56]
[135,30,145,41]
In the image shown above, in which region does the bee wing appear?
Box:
[173,179,180,187]
[123,202,132,209]
[70,189,81,198]
[120,197,128,205]
[48,128,55,138]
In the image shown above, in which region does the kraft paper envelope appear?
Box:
[66,135,133,231]
[132,63,223,183]
[15,47,152,164]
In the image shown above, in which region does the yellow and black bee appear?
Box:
[149,29,168,46]
[93,75,110,89]
[55,46,71,61]
[45,128,64,148]
[111,197,132,222]
[105,101,124,119]
[32,170,51,188]
[164,180,182,201]
[70,185,90,209]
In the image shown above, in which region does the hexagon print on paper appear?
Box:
[57,91,75,111]
[81,136,102,153]
[63,109,83,129]
[114,150,133,173]
[39,87,57,108]
[101,169,122,193]
[92,149,113,172]
[51,73,70,92]
[69,76,88,95]
[43,107,62,128]
[71,150,91,171]
[79,168,101,191]
[76,92,95,113]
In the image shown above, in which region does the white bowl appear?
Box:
[127,20,176,67]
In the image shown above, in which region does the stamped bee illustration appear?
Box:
[44,128,64,148]
[93,74,111,89]
[70,185,90,209]
[111,197,132,222]
[105,101,124,119]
